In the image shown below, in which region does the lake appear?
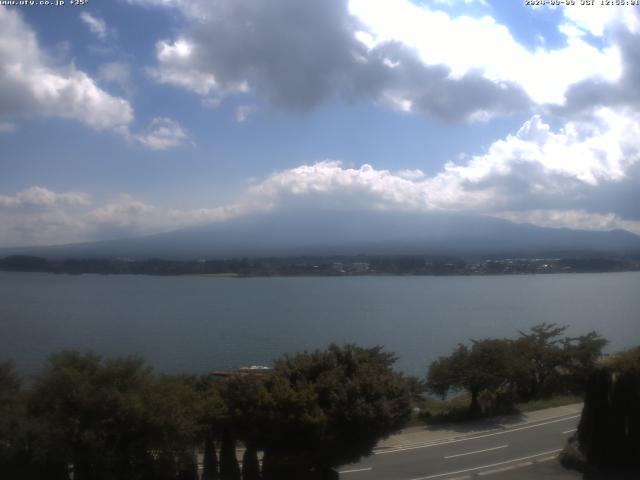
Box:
[1,271,638,378]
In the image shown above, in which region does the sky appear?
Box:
[1,0,640,247]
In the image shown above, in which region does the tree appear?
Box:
[219,430,241,480]
[221,344,411,479]
[196,376,226,480]
[201,435,220,480]
[25,351,207,480]
[578,346,640,467]
[427,339,516,416]
[27,352,159,480]
[0,362,34,479]
[562,331,608,394]
[269,344,412,477]
[241,443,260,480]
[515,323,569,399]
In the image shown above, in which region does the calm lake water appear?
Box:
[1,271,639,377]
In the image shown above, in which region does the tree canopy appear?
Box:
[0,345,412,480]
[426,324,608,416]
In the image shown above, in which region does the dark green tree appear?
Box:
[426,339,516,416]
[145,374,205,479]
[219,430,241,480]
[265,344,411,477]
[0,362,35,479]
[562,331,608,393]
[196,376,226,480]
[515,323,569,399]
[26,351,206,480]
[578,346,640,467]
[201,435,219,480]
[241,443,260,480]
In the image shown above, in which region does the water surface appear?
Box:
[1,272,638,377]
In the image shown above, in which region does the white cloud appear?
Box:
[494,210,640,236]
[0,186,90,209]
[98,62,132,92]
[85,195,158,236]
[130,117,190,150]
[0,8,133,131]
[0,209,89,247]
[396,169,425,180]
[131,0,631,118]
[433,0,487,5]
[561,4,640,37]
[150,39,218,95]
[3,106,640,246]
[79,12,108,40]
[246,107,640,214]
[235,105,257,123]
[0,190,244,246]
[149,38,249,97]
[436,107,640,193]
[132,0,529,120]
[0,10,186,151]
[125,0,205,20]
[349,0,622,105]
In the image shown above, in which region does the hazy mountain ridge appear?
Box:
[2,211,640,260]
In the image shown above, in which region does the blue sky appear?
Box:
[1,0,639,246]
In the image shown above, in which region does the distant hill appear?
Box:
[2,210,640,260]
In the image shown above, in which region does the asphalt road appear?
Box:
[339,413,580,480]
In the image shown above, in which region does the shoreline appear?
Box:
[1,269,639,278]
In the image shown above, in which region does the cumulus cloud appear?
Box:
[149,39,234,95]
[494,209,640,235]
[3,106,640,246]
[98,62,132,93]
[235,105,257,123]
[129,0,531,121]
[559,26,640,115]
[0,209,89,247]
[0,8,133,131]
[560,3,639,38]
[350,0,621,106]
[0,9,187,151]
[130,117,190,150]
[79,12,109,41]
[127,0,636,121]
[247,107,640,216]
[0,186,90,209]
[0,189,257,246]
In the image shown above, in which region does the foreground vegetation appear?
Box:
[1,327,633,479]
[578,346,640,468]
[0,345,412,480]
[425,324,607,419]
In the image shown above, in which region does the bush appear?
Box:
[578,346,640,467]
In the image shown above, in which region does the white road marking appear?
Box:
[375,415,579,455]
[410,448,562,480]
[339,467,373,474]
[444,444,508,459]
[562,428,577,434]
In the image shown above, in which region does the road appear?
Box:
[339,413,580,480]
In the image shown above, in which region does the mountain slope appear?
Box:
[2,211,640,259]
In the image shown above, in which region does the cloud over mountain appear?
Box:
[2,1,640,247]
[2,104,640,247]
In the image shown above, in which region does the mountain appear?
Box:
[2,210,640,260]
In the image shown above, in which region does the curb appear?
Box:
[447,453,559,479]
[374,410,582,454]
